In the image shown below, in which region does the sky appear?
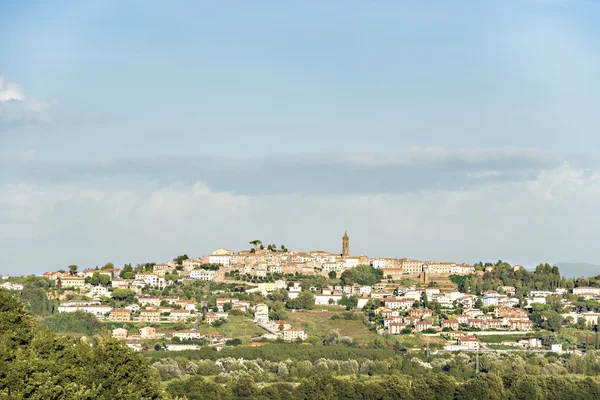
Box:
[1,0,600,275]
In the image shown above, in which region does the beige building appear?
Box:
[139,309,160,323]
[139,326,157,339]
[399,259,423,274]
[60,277,85,289]
[112,328,128,340]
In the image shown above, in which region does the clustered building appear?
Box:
[28,232,600,352]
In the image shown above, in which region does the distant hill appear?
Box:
[555,262,600,278]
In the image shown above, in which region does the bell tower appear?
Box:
[342,231,349,257]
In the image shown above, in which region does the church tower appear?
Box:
[342,231,349,257]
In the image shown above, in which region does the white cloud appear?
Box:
[0,77,25,102]
[0,76,54,128]
[1,163,599,273]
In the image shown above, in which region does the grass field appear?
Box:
[286,310,380,344]
[196,316,265,338]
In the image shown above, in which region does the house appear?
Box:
[112,328,128,340]
[385,297,414,310]
[111,279,131,289]
[175,300,197,311]
[464,308,484,318]
[442,320,459,331]
[579,313,600,327]
[134,274,166,289]
[232,300,252,312]
[282,329,306,341]
[109,308,131,322]
[139,308,161,323]
[207,249,232,266]
[458,336,480,350]
[315,294,343,306]
[457,296,475,308]
[573,287,600,296]
[384,316,404,327]
[58,304,111,315]
[254,303,269,322]
[42,271,60,281]
[481,295,499,307]
[380,308,400,318]
[402,290,422,301]
[60,277,85,289]
[274,320,292,331]
[447,331,468,340]
[173,330,201,340]
[288,285,302,299]
[507,319,534,331]
[415,321,433,332]
[138,296,163,307]
[168,309,191,322]
[139,326,157,339]
[82,269,109,279]
[205,312,218,324]
[388,322,407,334]
[88,286,110,298]
[409,308,432,321]
[125,304,140,312]
[189,269,216,281]
[425,287,440,297]
[399,259,424,274]
[216,298,238,312]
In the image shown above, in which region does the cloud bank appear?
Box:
[1,149,599,274]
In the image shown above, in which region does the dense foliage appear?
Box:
[340,265,383,286]
[0,288,167,399]
[39,310,104,336]
[155,354,600,400]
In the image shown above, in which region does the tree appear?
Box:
[339,294,359,310]
[111,288,136,303]
[68,265,78,275]
[173,254,189,265]
[120,263,134,279]
[102,262,115,270]
[543,311,563,332]
[287,291,315,310]
[328,271,337,279]
[340,265,383,286]
[223,301,233,312]
[412,373,456,400]
[250,240,262,248]
[0,289,168,399]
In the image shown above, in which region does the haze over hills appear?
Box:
[555,262,600,278]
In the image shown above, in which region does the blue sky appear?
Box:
[1,1,600,274]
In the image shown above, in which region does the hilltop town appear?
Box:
[3,233,600,355]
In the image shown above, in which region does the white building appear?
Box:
[134,273,166,289]
[385,298,414,310]
[58,304,111,315]
[189,269,216,281]
[88,286,110,297]
[481,295,499,307]
[573,287,600,296]
[0,282,23,291]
